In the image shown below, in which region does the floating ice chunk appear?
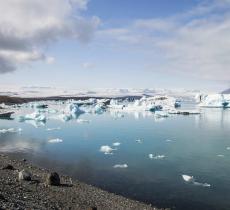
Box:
[148,154,154,159]
[18,112,46,122]
[48,138,63,143]
[217,154,224,157]
[155,111,169,118]
[149,154,166,159]
[113,164,128,168]
[182,175,211,187]
[182,175,194,182]
[59,114,72,122]
[198,94,228,108]
[76,119,90,123]
[166,139,173,142]
[193,182,211,187]
[226,147,230,150]
[46,127,61,131]
[136,139,143,143]
[100,145,115,154]
[94,104,105,114]
[65,103,84,115]
[0,128,22,134]
[113,142,121,147]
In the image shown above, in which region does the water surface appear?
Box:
[0,104,230,210]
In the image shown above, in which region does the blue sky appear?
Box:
[0,0,229,92]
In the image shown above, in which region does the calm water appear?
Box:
[0,103,230,210]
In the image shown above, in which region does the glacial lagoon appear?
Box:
[0,102,230,210]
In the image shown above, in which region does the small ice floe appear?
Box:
[182,174,211,187]
[0,128,22,134]
[18,112,46,122]
[100,145,115,155]
[46,127,61,131]
[48,138,63,143]
[193,182,211,187]
[113,142,121,147]
[217,154,224,157]
[76,119,90,123]
[136,139,143,143]
[154,111,170,118]
[182,175,194,182]
[166,139,173,142]
[149,154,166,159]
[113,164,128,168]
[226,147,230,150]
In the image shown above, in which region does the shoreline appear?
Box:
[0,154,164,210]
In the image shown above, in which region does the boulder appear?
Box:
[46,172,60,186]
[2,164,15,170]
[18,169,32,181]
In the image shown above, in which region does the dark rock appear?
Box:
[0,194,6,201]
[18,170,32,181]
[89,207,97,210]
[2,164,15,170]
[46,172,60,186]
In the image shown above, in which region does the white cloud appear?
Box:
[0,0,100,73]
[97,0,230,82]
[82,62,95,69]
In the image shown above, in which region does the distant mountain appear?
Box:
[221,88,230,94]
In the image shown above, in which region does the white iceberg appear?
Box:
[217,154,224,157]
[46,127,61,131]
[76,119,90,123]
[18,112,46,122]
[182,175,194,182]
[136,139,143,143]
[149,154,166,159]
[113,164,128,168]
[198,94,229,108]
[48,138,63,143]
[112,142,121,146]
[99,145,115,154]
[0,128,22,134]
[182,174,211,187]
[154,111,170,118]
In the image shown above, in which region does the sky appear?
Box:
[0,0,230,92]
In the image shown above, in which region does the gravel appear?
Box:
[0,154,165,210]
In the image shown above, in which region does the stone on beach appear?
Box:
[2,164,15,170]
[46,172,60,186]
[18,169,32,181]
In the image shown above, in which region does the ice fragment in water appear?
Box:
[48,138,63,143]
[100,145,115,154]
[113,164,128,168]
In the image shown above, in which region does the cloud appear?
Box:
[0,0,100,73]
[82,62,95,69]
[97,0,230,82]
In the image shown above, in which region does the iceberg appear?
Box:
[113,164,128,168]
[154,111,170,118]
[182,174,211,187]
[48,138,63,143]
[198,94,229,108]
[46,127,61,131]
[182,175,194,182]
[18,112,46,122]
[149,154,166,159]
[99,145,115,155]
[136,139,143,143]
[112,142,121,147]
[76,119,90,123]
[64,103,85,115]
[0,128,22,134]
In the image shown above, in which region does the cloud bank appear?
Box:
[97,0,230,82]
[0,0,100,73]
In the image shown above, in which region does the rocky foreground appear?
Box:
[0,154,164,210]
